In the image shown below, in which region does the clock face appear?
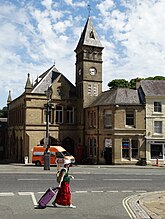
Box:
[89,67,97,75]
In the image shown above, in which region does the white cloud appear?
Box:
[53,20,72,33]
[96,0,114,16]
[64,0,86,7]
[41,0,53,10]
[97,0,165,91]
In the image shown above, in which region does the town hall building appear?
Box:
[7,17,165,166]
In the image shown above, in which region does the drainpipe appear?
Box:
[97,105,100,164]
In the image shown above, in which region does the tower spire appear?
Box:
[25,73,32,93]
[75,16,103,52]
[7,90,12,104]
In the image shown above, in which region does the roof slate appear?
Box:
[31,65,76,96]
[89,88,141,107]
[141,80,165,96]
[75,17,103,51]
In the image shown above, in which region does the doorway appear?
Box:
[104,147,112,164]
[62,137,75,156]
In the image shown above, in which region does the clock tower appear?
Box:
[75,16,104,109]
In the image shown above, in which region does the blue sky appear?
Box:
[0,0,165,109]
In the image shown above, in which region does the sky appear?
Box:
[0,0,165,109]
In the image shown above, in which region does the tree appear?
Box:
[145,76,165,80]
[0,107,8,118]
[129,79,136,89]
[107,79,129,88]
[108,76,165,89]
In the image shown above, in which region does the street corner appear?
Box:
[123,191,165,219]
[139,191,165,219]
[123,193,151,219]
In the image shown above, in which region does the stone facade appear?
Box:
[84,89,146,165]
[6,17,165,165]
[139,80,165,166]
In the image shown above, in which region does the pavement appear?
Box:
[126,191,165,219]
[0,162,165,218]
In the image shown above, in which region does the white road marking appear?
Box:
[0,192,14,196]
[0,190,149,198]
[17,179,54,181]
[31,192,38,206]
[123,196,135,219]
[18,192,37,206]
[74,191,88,193]
[104,179,152,181]
[18,178,85,181]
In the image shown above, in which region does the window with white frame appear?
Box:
[104,110,112,128]
[154,121,162,134]
[56,105,63,124]
[154,101,162,113]
[66,106,74,124]
[150,144,163,159]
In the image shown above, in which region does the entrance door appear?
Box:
[104,147,112,165]
[62,137,75,156]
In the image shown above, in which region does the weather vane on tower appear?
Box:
[88,4,91,17]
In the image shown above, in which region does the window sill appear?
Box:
[150,158,164,160]
[131,158,138,161]
[153,134,164,137]
[122,158,130,161]
[152,112,163,116]
[125,125,135,128]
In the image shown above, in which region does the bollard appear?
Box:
[156,157,159,167]
[24,156,28,165]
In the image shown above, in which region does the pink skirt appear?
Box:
[55,181,71,206]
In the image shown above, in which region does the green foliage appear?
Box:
[129,79,136,89]
[145,76,165,80]
[107,79,129,88]
[107,76,165,89]
[0,107,8,118]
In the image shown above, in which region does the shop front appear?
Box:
[148,140,165,166]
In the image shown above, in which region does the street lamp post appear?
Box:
[44,87,52,170]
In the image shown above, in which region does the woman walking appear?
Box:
[52,159,76,208]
